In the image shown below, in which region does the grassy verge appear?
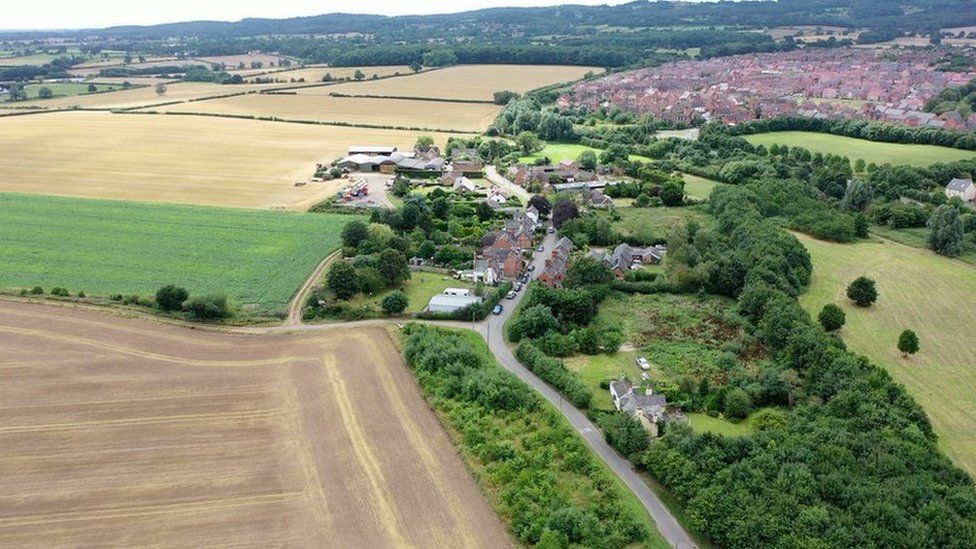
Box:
[0,193,359,317]
[402,324,669,548]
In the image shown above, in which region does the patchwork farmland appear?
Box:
[0,111,453,209]
[0,194,357,314]
[313,64,601,100]
[242,65,413,82]
[0,301,511,547]
[0,81,277,109]
[154,93,501,131]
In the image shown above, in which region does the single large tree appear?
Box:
[528,195,552,217]
[377,248,410,286]
[927,205,965,257]
[155,83,167,96]
[326,260,359,300]
[341,220,369,248]
[846,276,878,307]
[155,285,189,312]
[380,291,409,315]
[551,200,579,229]
[898,329,919,357]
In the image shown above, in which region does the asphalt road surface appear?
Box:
[478,231,698,549]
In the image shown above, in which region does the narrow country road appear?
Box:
[485,166,530,202]
[3,224,696,548]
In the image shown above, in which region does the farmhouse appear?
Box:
[459,259,500,286]
[426,291,481,313]
[585,189,614,208]
[609,379,668,437]
[945,177,976,202]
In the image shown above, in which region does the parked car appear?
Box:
[548,227,555,234]
[492,304,504,315]
[528,265,535,272]
[636,357,650,371]
[515,283,523,292]
[641,372,650,381]
[507,291,517,299]
[537,245,545,252]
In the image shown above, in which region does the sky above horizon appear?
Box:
[2,0,639,31]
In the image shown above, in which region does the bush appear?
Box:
[50,287,70,297]
[507,304,559,342]
[846,276,878,307]
[30,286,43,295]
[723,387,753,420]
[817,303,846,332]
[183,294,230,319]
[155,285,189,311]
[380,291,409,315]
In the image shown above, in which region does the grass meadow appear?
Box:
[681,174,726,201]
[797,233,976,475]
[518,142,652,164]
[0,194,358,315]
[345,271,474,314]
[743,131,976,167]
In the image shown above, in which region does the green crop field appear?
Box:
[0,194,357,316]
[743,131,976,167]
[797,233,976,475]
[7,82,117,101]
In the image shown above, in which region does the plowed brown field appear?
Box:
[0,301,511,548]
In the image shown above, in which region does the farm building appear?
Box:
[348,146,397,156]
[609,379,668,437]
[945,178,975,202]
[425,291,481,313]
[589,244,667,278]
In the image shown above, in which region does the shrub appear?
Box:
[507,304,559,342]
[723,387,753,420]
[155,285,189,311]
[183,294,230,319]
[50,287,70,297]
[846,276,878,307]
[30,286,43,295]
[817,303,846,332]
[380,291,409,315]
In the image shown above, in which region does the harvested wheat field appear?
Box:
[244,65,413,83]
[0,300,512,547]
[196,53,298,67]
[0,111,453,209]
[312,64,602,101]
[156,93,499,131]
[85,76,180,86]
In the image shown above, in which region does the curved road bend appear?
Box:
[2,232,696,547]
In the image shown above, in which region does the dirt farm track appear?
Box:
[0,300,511,547]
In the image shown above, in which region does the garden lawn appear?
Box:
[345,271,474,315]
[686,413,754,437]
[519,142,652,164]
[0,193,358,316]
[743,131,976,167]
[797,233,976,475]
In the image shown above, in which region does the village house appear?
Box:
[459,258,500,286]
[597,244,667,278]
[585,189,615,208]
[539,237,573,287]
[945,177,976,202]
[609,379,668,437]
